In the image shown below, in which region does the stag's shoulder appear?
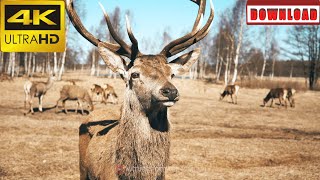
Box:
[82,105,121,137]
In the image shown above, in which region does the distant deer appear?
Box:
[90,84,106,103]
[219,85,240,104]
[91,84,118,104]
[263,88,287,108]
[102,83,118,104]
[55,84,94,115]
[0,73,13,82]
[286,88,296,107]
[24,73,55,115]
[66,0,214,179]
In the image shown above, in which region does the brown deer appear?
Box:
[219,85,240,104]
[66,0,214,179]
[102,83,118,104]
[55,84,94,115]
[90,84,106,103]
[263,88,288,108]
[24,73,55,115]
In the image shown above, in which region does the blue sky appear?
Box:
[71,0,290,60]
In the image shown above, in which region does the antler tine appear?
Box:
[160,0,206,57]
[98,2,132,58]
[191,0,206,31]
[168,0,214,56]
[125,15,140,58]
[65,0,120,52]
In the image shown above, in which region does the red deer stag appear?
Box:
[66,0,214,179]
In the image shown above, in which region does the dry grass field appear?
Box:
[0,72,320,180]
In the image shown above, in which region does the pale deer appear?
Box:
[24,73,55,115]
[286,88,296,107]
[56,84,94,115]
[66,0,214,179]
[219,85,240,104]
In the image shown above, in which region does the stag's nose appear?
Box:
[160,83,179,100]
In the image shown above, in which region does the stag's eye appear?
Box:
[171,74,175,79]
[131,72,140,79]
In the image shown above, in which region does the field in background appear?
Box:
[0,72,320,179]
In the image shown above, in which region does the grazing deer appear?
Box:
[286,88,296,107]
[90,84,106,103]
[102,83,118,104]
[263,88,287,108]
[56,84,94,115]
[219,85,240,104]
[24,73,55,115]
[66,0,214,179]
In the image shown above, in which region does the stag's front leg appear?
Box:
[270,99,273,107]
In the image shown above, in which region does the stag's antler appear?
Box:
[161,0,214,57]
[65,0,140,59]
[65,0,214,60]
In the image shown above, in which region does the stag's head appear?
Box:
[66,0,214,109]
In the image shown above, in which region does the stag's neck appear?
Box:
[115,89,170,179]
[119,89,170,135]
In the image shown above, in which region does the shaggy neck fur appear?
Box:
[115,88,170,179]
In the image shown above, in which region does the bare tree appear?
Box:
[58,20,69,80]
[9,52,16,77]
[260,26,273,79]
[270,38,280,79]
[286,25,320,89]
[230,0,246,84]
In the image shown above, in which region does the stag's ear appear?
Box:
[98,43,128,80]
[168,48,200,76]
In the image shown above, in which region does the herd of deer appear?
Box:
[24,73,118,115]
[220,84,296,108]
[19,0,295,179]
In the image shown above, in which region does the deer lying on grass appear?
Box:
[56,84,94,115]
[219,85,240,104]
[263,88,288,108]
[66,0,214,179]
[102,83,118,104]
[24,73,55,115]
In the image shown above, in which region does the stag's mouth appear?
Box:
[157,99,179,107]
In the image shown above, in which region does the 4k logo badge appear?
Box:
[0,1,65,52]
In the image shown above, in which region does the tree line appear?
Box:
[0,0,319,90]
